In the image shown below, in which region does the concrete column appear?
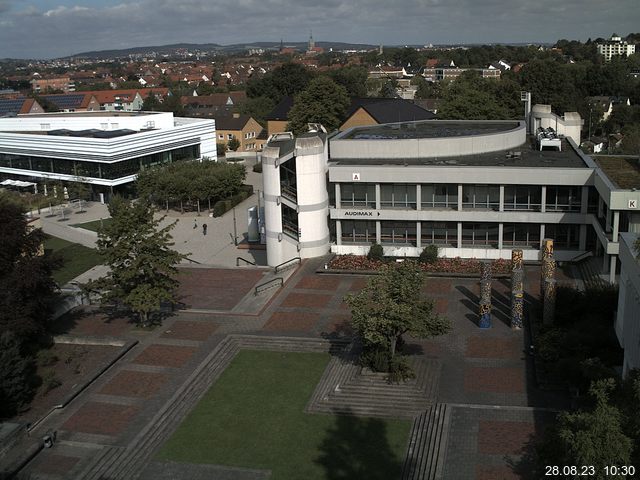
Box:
[498,223,504,250]
[613,211,620,241]
[499,185,505,212]
[457,184,463,211]
[540,185,547,213]
[579,224,587,251]
[539,224,545,248]
[376,220,381,244]
[336,220,342,245]
[606,207,612,233]
[581,186,589,214]
[335,183,341,209]
[598,196,603,218]
[609,255,617,284]
[602,253,609,273]
[457,222,463,248]
[416,221,421,248]
[416,184,421,211]
[375,184,381,210]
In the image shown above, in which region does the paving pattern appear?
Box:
[18,257,568,480]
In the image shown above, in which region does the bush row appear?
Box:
[211,185,255,217]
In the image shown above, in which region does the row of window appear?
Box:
[340,221,581,249]
[0,145,200,180]
[338,183,593,212]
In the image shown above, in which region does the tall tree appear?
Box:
[0,331,34,418]
[345,261,451,362]
[286,76,350,134]
[86,197,186,326]
[0,195,59,342]
[246,63,315,103]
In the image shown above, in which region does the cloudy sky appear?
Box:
[0,0,638,59]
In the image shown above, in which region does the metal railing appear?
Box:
[254,277,283,295]
[274,257,301,274]
[236,257,256,266]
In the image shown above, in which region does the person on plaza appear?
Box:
[202,223,207,235]
[193,218,197,229]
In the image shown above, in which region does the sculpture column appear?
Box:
[540,238,556,325]
[511,249,524,329]
[479,261,492,329]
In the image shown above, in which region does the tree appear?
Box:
[86,197,186,326]
[286,76,350,134]
[227,137,241,152]
[345,261,451,364]
[141,91,162,111]
[328,66,369,97]
[0,195,60,342]
[0,331,34,418]
[379,78,398,98]
[537,379,633,479]
[237,95,275,126]
[246,63,315,103]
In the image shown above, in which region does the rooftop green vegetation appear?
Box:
[158,350,410,480]
[594,156,640,190]
[43,236,100,285]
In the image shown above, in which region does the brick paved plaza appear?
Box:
[19,257,565,480]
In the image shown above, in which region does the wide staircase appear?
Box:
[577,256,607,289]
[401,404,451,480]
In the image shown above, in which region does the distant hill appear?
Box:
[70,41,379,59]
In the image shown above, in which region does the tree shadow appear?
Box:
[505,411,554,480]
[315,408,405,480]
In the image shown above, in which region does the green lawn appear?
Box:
[158,350,411,480]
[44,236,101,285]
[71,218,112,232]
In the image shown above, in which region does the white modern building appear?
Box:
[597,34,636,62]
[0,111,216,197]
[261,106,640,284]
[615,233,640,377]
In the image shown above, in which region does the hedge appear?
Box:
[211,188,252,217]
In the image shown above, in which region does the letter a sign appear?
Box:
[352,172,361,181]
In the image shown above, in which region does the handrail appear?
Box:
[236,257,256,266]
[274,256,301,274]
[570,250,593,263]
[184,256,202,265]
[254,277,283,295]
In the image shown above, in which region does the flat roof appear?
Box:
[330,137,589,169]
[339,120,521,140]
[16,111,161,118]
[594,156,640,189]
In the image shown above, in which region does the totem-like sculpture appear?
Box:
[479,261,492,328]
[511,249,524,329]
[540,238,557,324]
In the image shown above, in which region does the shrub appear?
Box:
[367,242,384,261]
[212,200,227,217]
[41,369,62,394]
[387,355,416,383]
[36,349,59,367]
[0,332,35,417]
[360,348,390,372]
[252,161,263,173]
[419,245,439,264]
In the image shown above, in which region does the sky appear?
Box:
[0,0,638,59]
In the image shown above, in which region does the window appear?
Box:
[461,223,499,247]
[218,134,223,139]
[380,184,416,209]
[340,183,376,208]
[280,158,297,202]
[421,222,457,246]
[546,186,581,212]
[421,184,458,209]
[504,186,542,211]
[462,185,500,210]
[545,224,580,249]
[227,134,233,140]
[502,223,541,247]
[282,204,299,240]
[380,221,417,245]
[341,220,376,244]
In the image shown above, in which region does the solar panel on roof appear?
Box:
[0,99,26,115]
[41,94,85,109]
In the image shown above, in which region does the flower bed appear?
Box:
[328,255,511,275]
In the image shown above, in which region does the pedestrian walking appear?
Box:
[193,219,197,229]
[202,223,207,236]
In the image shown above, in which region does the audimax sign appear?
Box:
[343,211,381,217]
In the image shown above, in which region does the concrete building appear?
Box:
[0,111,216,197]
[597,34,636,62]
[216,114,263,152]
[261,106,640,282]
[30,76,75,93]
[615,232,640,377]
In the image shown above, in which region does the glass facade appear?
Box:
[282,204,299,240]
[340,183,376,208]
[462,185,500,210]
[380,184,416,209]
[279,158,297,202]
[545,224,580,249]
[421,184,458,209]
[0,145,200,181]
[545,186,581,212]
[504,185,542,211]
[462,223,499,247]
[421,221,458,246]
[502,223,541,247]
[380,221,417,245]
[341,220,376,244]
